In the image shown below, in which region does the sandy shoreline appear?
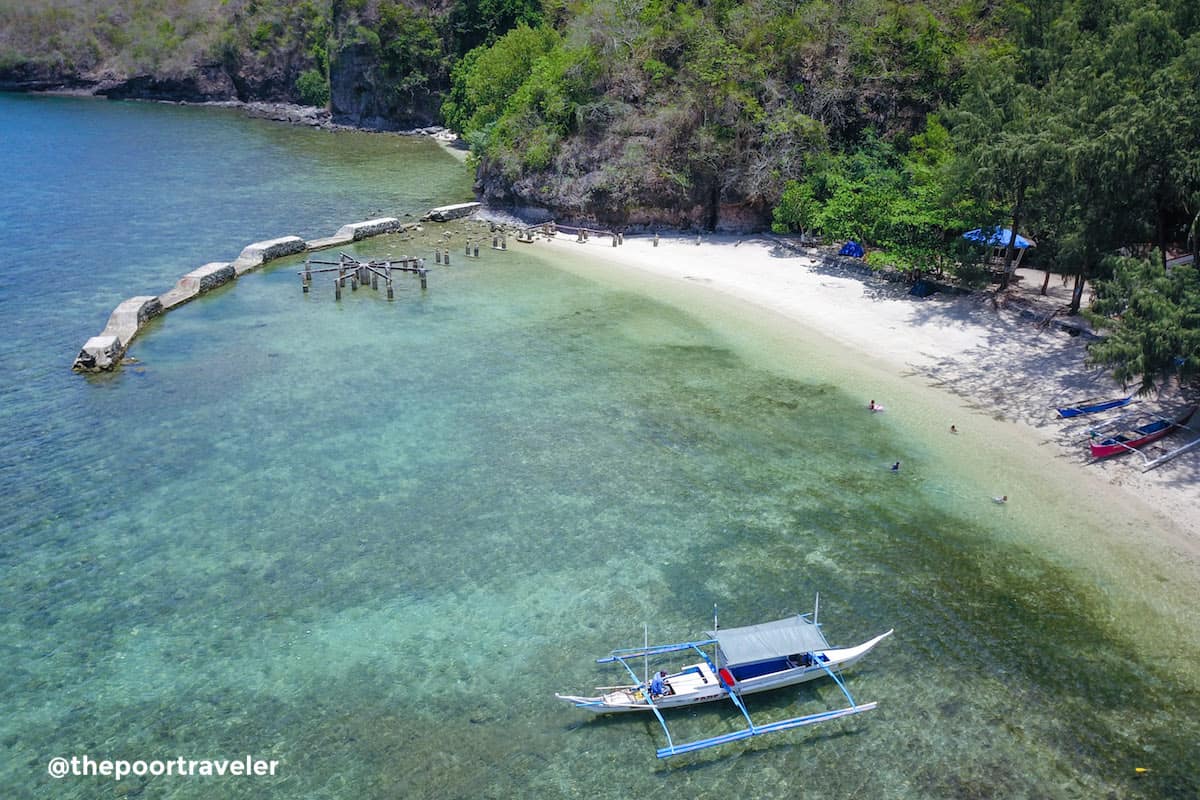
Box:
[537,231,1200,556]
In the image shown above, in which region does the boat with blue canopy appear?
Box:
[555,596,892,758]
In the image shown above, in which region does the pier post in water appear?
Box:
[435,249,442,264]
[386,280,394,300]
[473,244,479,258]
[444,248,450,265]
[335,279,342,300]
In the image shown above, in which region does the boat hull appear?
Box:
[1089,407,1196,458]
[557,630,892,714]
[1057,396,1133,417]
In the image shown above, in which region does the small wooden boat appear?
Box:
[1089,406,1196,458]
[1057,395,1134,418]
[556,597,892,758]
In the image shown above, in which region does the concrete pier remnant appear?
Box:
[159,262,236,310]
[73,209,452,372]
[307,217,406,250]
[232,236,307,275]
[72,296,163,372]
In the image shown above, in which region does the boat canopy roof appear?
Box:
[709,615,831,665]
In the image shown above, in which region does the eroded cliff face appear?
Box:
[476,154,771,232]
[328,40,440,130]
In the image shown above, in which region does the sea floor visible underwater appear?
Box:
[1,95,1198,799]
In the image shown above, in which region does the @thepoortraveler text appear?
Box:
[47,755,280,781]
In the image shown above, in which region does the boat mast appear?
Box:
[814,592,820,627]
[713,604,719,668]
[644,623,649,685]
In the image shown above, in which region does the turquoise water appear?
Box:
[1,94,1197,799]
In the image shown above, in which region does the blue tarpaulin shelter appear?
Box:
[838,240,865,258]
[962,227,1034,249]
[963,227,1035,271]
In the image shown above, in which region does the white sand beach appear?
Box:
[538,231,1200,558]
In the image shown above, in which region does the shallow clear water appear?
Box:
[1,94,1197,799]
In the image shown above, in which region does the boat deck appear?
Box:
[666,663,717,695]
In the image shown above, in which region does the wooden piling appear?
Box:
[335,279,342,300]
[387,281,394,300]
[435,249,442,264]
[473,244,479,258]
[419,269,428,290]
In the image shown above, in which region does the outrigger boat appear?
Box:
[556,596,892,758]
[1056,394,1134,418]
[1089,406,1197,458]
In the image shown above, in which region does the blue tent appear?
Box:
[838,240,865,258]
[962,227,1034,249]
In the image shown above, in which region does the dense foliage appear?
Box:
[1088,258,1200,395]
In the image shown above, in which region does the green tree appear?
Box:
[1087,256,1200,395]
[441,23,558,136]
[946,55,1062,288]
[447,0,544,56]
[296,67,330,106]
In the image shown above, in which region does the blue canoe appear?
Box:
[1057,395,1134,418]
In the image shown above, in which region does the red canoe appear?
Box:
[1089,407,1197,459]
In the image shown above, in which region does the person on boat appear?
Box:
[869,400,876,411]
[993,495,1007,504]
[891,461,900,472]
[649,671,668,697]
[950,425,957,434]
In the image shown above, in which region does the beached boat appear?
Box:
[556,597,892,757]
[1089,406,1196,458]
[1056,395,1133,418]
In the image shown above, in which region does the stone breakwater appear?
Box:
[72,217,413,372]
